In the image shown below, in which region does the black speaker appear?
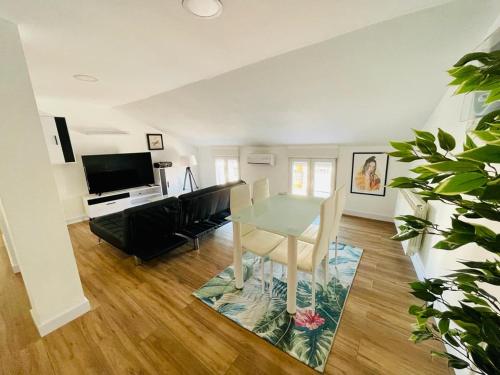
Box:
[154,161,172,168]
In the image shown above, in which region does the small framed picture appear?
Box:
[350,152,389,196]
[147,133,164,150]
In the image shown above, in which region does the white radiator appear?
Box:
[394,189,428,256]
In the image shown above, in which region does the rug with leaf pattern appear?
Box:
[193,243,363,372]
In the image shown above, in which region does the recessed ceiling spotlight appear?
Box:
[182,0,222,18]
[73,74,99,82]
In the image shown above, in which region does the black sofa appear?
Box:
[89,197,187,262]
[89,181,244,261]
[178,180,244,249]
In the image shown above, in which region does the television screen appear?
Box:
[82,152,155,194]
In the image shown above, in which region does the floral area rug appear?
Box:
[192,243,363,372]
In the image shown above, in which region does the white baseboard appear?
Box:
[31,297,90,337]
[65,215,88,225]
[410,253,426,281]
[343,209,393,222]
[11,263,20,273]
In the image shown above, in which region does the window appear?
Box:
[290,159,334,197]
[291,160,309,196]
[215,157,240,184]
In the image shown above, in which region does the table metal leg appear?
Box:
[233,222,243,289]
[287,235,297,314]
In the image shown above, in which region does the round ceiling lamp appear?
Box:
[182,0,223,18]
[73,74,99,82]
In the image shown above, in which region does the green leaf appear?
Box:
[390,141,414,151]
[437,128,456,151]
[472,130,499,142]
[464,134,477,151]
[476,109,500,131]
[453,52,494,67]
[481,184,500,201]
[438,318,450,334]
[409,305,422,315]
[411,290,437,302]
[392,229,419,241]
[473,224,496,240]
[413,129,435,141]
[416,138,437,155]
[458,144,500,163]
[423,161,480,173]
[434,172,487,195]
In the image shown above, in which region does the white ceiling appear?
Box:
[1,0,452,106]
[1,0,498,145]
[119,0,500,145]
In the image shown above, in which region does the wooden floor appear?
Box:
[0,215,449,375]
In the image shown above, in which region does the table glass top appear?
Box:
[227,194,323,237]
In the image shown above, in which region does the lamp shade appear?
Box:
[180,155,198,167]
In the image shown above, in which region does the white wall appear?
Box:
[198,143,404,221]
[406,87,500,289]
[337,145,407,221]
[0,18,89,336]
[36,98,198,222]
[198,144,339,193]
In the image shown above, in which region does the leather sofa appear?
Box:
[178,180,244,248]
[89,197,188,261]
[89,181,245,261]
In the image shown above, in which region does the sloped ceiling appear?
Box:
[0,0,453,106]
[1,0,498,145]
[118,0,500,145]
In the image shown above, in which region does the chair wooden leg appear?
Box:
[311,269,316,312]
[260,257,265,292]
[269,261,273,294]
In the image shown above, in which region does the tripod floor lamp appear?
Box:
[182,155,199,192]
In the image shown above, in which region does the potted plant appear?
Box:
[388,50,500,374]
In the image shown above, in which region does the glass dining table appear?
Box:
[227,193,323,314]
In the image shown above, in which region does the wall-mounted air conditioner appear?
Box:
[247,153,275,166]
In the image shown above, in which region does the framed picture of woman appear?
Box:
[350,152,389,196]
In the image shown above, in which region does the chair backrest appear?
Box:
[331,184,347,242]
[252,177,270,203]
[230,184,255,235]
[312,193,336,267]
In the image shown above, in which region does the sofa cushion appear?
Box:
[89,213,127,252]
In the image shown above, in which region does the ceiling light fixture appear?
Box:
[182,0,222,18]
[73,74,99,82]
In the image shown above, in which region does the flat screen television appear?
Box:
[82,152,155,194]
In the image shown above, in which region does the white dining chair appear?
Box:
[230,184,284,291]
[298,185,347,263]
[252,177,270,203]
[267,193,335,311]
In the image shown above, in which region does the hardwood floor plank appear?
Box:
[0,215,449,374]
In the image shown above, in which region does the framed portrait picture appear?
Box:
[350,152,389,196]
[147,133,164,150]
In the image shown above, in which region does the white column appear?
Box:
[0,198,20,273]
[0,18,89,336]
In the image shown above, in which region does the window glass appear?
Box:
[215,158,226,184]
[291,160,309,196]
[313,161,333,198]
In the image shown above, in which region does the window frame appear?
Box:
[289,158,336,197]
[215,156,240,185]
